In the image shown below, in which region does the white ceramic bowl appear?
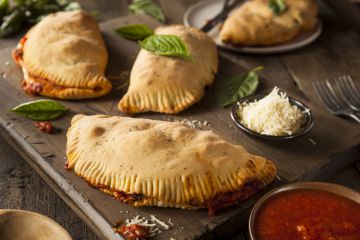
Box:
[0,209,72,240]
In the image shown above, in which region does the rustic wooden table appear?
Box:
[0,1,359,240]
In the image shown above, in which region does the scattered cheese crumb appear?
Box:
[237,87,307,136]
[108,70,130,80]
[308,138,316,146]
[116,81,129,91]
[168,219,174,226]
[123,215,159,237]
[150,215,169,230]
[173,119,211,129]
[121,214,173,238]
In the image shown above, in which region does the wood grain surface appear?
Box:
[0,136,99,240]
[0,0,359,240]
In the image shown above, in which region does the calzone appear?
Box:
[12,10,111,99]
[118,25,218,114]
[66,114,276,215]
[220,0,318,46]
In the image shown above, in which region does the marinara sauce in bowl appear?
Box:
[249,182,360,240]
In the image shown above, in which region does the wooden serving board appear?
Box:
[0,15,359,240]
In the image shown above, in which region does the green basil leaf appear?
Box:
[10,99,67,120]
[0,0,9,18]
[63,2,81,11]
[139,34,190,58]
[216,66,263,107]
[55,0,69,7]
[0,0,82,36]
[268,0,286,15]
[29,0,50,10]
[114,24,153,40]
[0,8,25,38]
[128,0,165,23]
[14,0,26,6]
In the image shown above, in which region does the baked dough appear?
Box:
[118,25,218,114]
[66,114,276,214]
[12,10,111,99]
[220,0,318,46]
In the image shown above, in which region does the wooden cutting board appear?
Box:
[0,15,359,240]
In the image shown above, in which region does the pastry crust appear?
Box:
[118,25,218,114]
[66,114,276,213]
[220,0,318,46]
[13,10,111,99]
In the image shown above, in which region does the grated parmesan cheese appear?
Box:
[123,215,159,237]
[237,87,307,136]
[172,118,211,129]
[150,215,169,230]
[308,138,316,146]
[119,215,175,238]
[168,219,174,226]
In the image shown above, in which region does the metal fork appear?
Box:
[200,0,244,32]
[335,75,360,111]
[313,80,360,123]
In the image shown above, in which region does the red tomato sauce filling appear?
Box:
[62,169,262,216]
[115,224,150,240]
[255,189,360,240]
[208,180,262,216]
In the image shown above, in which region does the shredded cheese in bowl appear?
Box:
[236,87,307,136]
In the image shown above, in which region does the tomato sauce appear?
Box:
[115,224,150,240]
[255,189,360,240]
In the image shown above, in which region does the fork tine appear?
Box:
[337,76,360,109]
[345,75,360,106]
[314,81,337,111]
[320,80,345,109]
[324,80,348,108]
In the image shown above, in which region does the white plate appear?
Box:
[184,0,322,54]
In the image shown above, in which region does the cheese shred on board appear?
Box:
[237,87,307,136]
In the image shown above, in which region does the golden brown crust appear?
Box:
[220,0,318,46]
[66,114,276,210]
[118,25,218,114]
[17,10,111,99]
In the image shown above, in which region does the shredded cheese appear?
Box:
[174,119,211,129]
[237,87,307,136]
[168,219,174,226]
[150,215,170,230]
[120,215,174,238]
[123,215,159,237]
[308,138,316,146]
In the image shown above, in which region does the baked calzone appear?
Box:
[118,25,218,114]
[66,114,276,215]
[220,0,318,46]
[12,10,111,99]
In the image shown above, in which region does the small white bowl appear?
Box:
[0,209,72,240]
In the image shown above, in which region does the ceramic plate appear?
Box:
[0,209,72,240]
[184,0,322,54]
